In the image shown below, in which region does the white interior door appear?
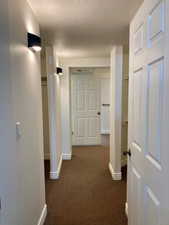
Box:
[128,0,169,225]
[71,74,101,146]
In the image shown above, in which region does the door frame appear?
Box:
[69,65,110,150]
[60,58,110,160]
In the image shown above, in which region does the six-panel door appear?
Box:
[71,74,101,146]
[128,0,169,225]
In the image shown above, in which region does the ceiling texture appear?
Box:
[28,0,143,57]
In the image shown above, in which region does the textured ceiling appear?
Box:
[28,0,143,57]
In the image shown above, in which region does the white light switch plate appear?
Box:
[16,122,21,138]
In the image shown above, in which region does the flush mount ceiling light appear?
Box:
[27,32,42,52]
[56,67,63,76]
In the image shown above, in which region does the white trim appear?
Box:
[37,204,47,225]
[50,155,62,179]
[109,162,122,180]
[62,153,72,160]
[125,202,128,217]
[60,58,110,165]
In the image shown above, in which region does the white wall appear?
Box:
[46,47,62,179]
[60,57,110,158]
[109,46,123,180]
[0,0,46,224]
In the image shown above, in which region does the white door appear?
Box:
[128,0,169,225]
[71,74,101,145]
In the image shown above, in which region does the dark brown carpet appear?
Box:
[44,146,128,225]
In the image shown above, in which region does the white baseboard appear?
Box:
[108,162,122,180]
[50,155,63,179]
[62,153,72,160]
[125,202,128,217]
[37,204,47,225]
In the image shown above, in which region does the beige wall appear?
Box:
[0,0,46,224]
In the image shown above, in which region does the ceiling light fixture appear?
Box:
[27,32,42,52]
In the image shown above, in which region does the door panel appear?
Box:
[76,91,86,111]
[148,1,164,43]
[133,68,143,146]
[87,90,98,110]
[76,118,86,137]
[88,117,99,137]
[144,187,160,225]
[147,59,164,165]
[128,0,169,225]
[130,166,142,225]
[134,25,143,54]
[71,75,101,145]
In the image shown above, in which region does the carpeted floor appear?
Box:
[44,146,128,225]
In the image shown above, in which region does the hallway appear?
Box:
[44,146,127,225]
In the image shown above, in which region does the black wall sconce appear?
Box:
[56,67,63,76]
[27,32,42,52]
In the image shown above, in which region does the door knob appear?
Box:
[97,112,101,115]
[123,149,131,157]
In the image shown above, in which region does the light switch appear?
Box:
[16,122,21,138]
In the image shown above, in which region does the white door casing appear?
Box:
[128,0,169,225]
[71,74,101,145]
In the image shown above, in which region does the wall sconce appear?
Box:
[56,67,63,76]
[27,32,42,52]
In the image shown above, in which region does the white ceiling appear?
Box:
[28,0,143,57]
